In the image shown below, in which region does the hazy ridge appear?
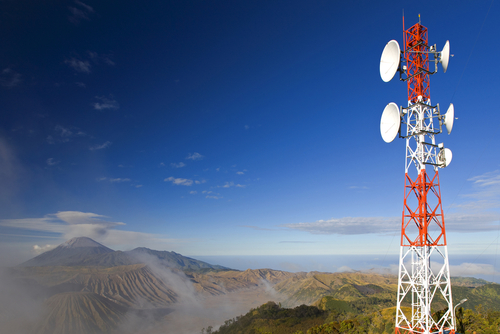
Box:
[3,237,499,334]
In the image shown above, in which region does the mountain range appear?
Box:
[3,237,499,334]
[21,236,228,271]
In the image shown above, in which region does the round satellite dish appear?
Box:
[380,102,401,143]
[440,40,450,73]
[380,40,401,82]
[443,103,454,134]
[437,148,453,167]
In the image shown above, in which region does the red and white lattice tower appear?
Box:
[379,16,456,334]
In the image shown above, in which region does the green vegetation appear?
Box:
[212,283,500,334]
[212,302,327,334]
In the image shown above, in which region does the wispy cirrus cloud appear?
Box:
[285,169,500,236]
[68,0,94,24]
[87,51,115,66]
[220,181,245,188]
[206,195,222,199]
[0,68,22,87]
[202,190,222,199]
[282,212,500,235]
[186,152,204,160]
[93,95,119,110]
[47,125,87,144]
[89,141,112,151]
[65,58,91,73]
[46,158,60,166]
[97,177,131,183]
[453,170,500,211]
[283,216,398,235]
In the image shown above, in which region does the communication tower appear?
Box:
[379,16,456,334]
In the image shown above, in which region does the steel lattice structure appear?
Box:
[381,19,455,334]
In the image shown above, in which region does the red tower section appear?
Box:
[404,23,430,104]
[393,20,455,334]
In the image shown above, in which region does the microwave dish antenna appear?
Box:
[442,103,455,134]
[438,147,453,167]
[379,17,457,334]
[380,102,401,143]
[380,40,401,82]
[440,40,450,73]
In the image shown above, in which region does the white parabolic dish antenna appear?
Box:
[438,148,453,167]
[380,40,401,82]
[443,103,454,134]
[380,102,400,143]
[440,40,450,73]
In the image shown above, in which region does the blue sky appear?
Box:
[1,0,499,276]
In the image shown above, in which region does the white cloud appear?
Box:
[46,158,59,166]
[48,125,87,144]
[283,216,399,235]
[97,177,131,183]
[236,171,244,175]
[0,68,22,87]
[164,176,193,186]
[89,141,112,151]
[338,266,354,272]
[449,262,499,277]
[32,244,57,255]
[93,95,119,110]
[220,181,245,188]
[349,185,369,190]
[87,51,115,66]
[444,212,500,232]
[202,190,221,199]
[68,0,94,24]
[186,152,204,160]
[282,212,500,235]
[109,178,131,183]
[452,170,500,211]
[469,170,500,187]
[0,211,179,249]
[194,180,206,184]
[206,195,222,199]
[189,191,197,194]
[65,58,91,73]
[171,162,186,168]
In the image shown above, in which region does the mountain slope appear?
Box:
[13,264,178,307]
[21,237,114,267]
[126,247,229,271]
[273,272,398,307]
[35,292,127,334]
[21,237,228,271]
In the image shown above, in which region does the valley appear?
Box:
[2,237,499,334]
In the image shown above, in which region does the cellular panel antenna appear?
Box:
[379,15,457,334]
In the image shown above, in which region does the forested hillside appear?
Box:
[211,283,500,334]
